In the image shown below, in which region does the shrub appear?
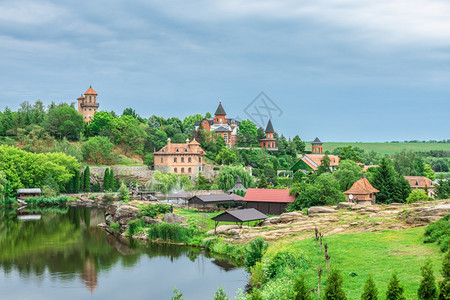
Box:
[0,198,18,206]
[127,219,145,235]
[138,203,171,218]
[361,275,378,300]
[24,196,68,206]
[118,181,130,201]
[213,287,229,300]
[424,214,450,252]
[263,249,307,282]
[386,273,406,300]
[407,189,430,204]
[293,275,311,300]
[110,221,120,231]
[244,237,268,270]
[439,250,450,299]
[418,260,437,300]
[171,287,183,300]
[323,269,347,300]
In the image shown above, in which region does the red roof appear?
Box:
[244,188,295,203]
[84,86,98,95]
[344,178,379,195]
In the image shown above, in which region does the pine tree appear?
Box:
[371,158,397,203]
[109,168,116,191]
[361,275,378,300]
[323,269,347,300]
[103,168,110,191]
[386,274,406,300]
[293,275,311,300]
[258,174,268,188]
[79,171,84,192]
[84,166,91,192]
[439,250,450,300]
[418,260,437,300]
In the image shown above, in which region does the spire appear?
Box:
[236,176,242,184]
[362,173,365,179]
[265,119,274,133]
[84,86,98,95]
[312,137,322,144]
[214,101,226,115]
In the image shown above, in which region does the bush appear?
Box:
[110,221,120,232]
[263,249,307,282]
[147,223,197,243]
[213,287,229,300]
[418,260,437,300]
[0,198,18,206]
[323,269,347,300]
[438,249,450,299]
[118,181,130,201]
[24,196,68,206]
[127,219,145,235]
[424,214,450,252]
[293,275,311,300]
[244,237,268,270]
[361,275,378,300]
[386,273,406,300]
[407,189,430,204]
[138,203,171,218]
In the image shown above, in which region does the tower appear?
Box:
[259,119,277,149]
[311,137,323,154]
[77,86,99,122]
[214,101,227,124]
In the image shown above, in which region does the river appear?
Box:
[0,207,247,299]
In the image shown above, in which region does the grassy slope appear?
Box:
[305,142,450,156]
[282,227,444,299]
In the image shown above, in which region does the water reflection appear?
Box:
[0,207,245,299]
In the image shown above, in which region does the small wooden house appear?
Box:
[243,188,295,215]
[343,176,379,205]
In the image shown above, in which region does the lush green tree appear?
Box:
[361,275,378,300]
[195,173,213,190]
[323,269,347,300]
[423,164,436,180]
[317,154,331,175]
[336,146,361,162]
[333,160,363,191]
[85,111,116,138]
[293,275,311,300]
[386,274,406,300]
[83,166,91,192]
[118,181,130,201]
[215,147,237,165]
[103,168,110,190]
[17,125,55,153]
[438,250,450,300]
[257,174,268,188]
[244,237,268,270]
[292,135,306,153]
[0,107,17,135]
[0,171,8,201]
[407,189,430,203]
[237,120,258,146]
[82,136,116,165]
[392,150,416,176]
[418,260,437,300]
[215,165,253,191]
[44,105,84,140]
[360,150,383,166]
[150,171,193,194]
[144,154,154,168]
[432,159,449,173]
[182,114,204,134]
[51,138,82,162]
[144,127,168,153]
[148,115,162,129]
[435,179,450,200]
[122,107,140,119]
[371,158,411,203]
[112,115,146,155]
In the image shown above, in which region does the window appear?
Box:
[184,148,187,152]
[176,148,179,152]
[181,168,184,173]
[174,157,177,162]
[188,167,191,173]
[89,96,91,102]
[181,157,184,162]
[204,121,207,125]
[174,168,177,173]
[223,133,228,143]
[188,157,191,163]
[160,157,163,163]
[199,157,201,162]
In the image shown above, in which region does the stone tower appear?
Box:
[77,86,99,122]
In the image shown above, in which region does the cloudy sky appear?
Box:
[0,0,449,141]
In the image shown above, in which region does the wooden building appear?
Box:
[17,188,41,199]
[243,188,295,215]
[343,176,379,205]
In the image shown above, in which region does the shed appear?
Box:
[188,194,240,208]
[17,188,41,199]
[211,208,268,234]
[243,188,295,215]
[344,175,379,205]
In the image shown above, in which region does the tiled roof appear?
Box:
[405,176,434,188]
[153,141,205,155]
[265,119,274,133]
[302,154,340,170]
[84,86,98,95]
[212,208,267,222]
[312,137,322,144]
[244,188,295,203]
[214,126,231,132]
[344,178,379,195]
[215,101,226,115]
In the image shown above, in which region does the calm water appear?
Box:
[0,207,247,300]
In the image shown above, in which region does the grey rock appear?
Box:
[308,206,336,216]
[142,216,162,224]
[163,213,187,224]
[337,202,355,209]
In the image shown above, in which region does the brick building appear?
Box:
[259,119,277,150]
[77,86,99,122]
[153,138,205,175]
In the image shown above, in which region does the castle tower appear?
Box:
[259,119,277,150]
[77,86,99,122]
[214,101,227,124]
[311,137,323,154]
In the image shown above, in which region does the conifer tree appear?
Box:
[109,168,116,191]
[361,275,378,300]
[294,275,311,300]
[74,170,80,193]
[439,250,450,300]
[84,166,91,192]
[386,274,406,300]
[418,260,437,300]
[323,269,347,300]
[103,168,110,191]
[79,170,85,192]
[257,174,268,188]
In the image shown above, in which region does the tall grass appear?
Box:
[424,214,450,252]
[24,196,68,206]
[147,223,197,243]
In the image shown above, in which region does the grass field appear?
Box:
[305,142,450,156]
[281,227,445,299]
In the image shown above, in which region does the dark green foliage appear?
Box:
[79,170,85,192]
[418,260,437,300]
[244,237,268,270]
[127,219,145,235]
[436,179,450,200]
[424,214,450,252]
[213,287,229,300]
[386,274,406,300]
[103,168,110,190]
[257,174,268,188]
[323,269,347,300]
[248,288,263,300]
[263,249,307,281]
[24,196,68,206]
[44,105,84,141]
[371,158,411,203]
[138,203,171,218]
[439,250,450,300]
[361,275,378,300]
[317,154,331,175]
[171,287,184,300]
[83,166,91,192]
[147,223,197,243]
[144,153,154,167]
[293,275,311,300]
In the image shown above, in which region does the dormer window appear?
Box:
[176,148,179,152]
[184,148,187,152]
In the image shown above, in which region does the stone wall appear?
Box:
[87,166,154,185]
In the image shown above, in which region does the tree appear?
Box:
[336,146,361,162]
[317,154,331,174]
[82,136,116,165]
[103,168,110,191]
[293,275,311,300]
[333,160,363,191]
[122,107,139,119]
[392,150,416,176]
[0,171,8,201]
[423,164,436,180]
[323,269,347,300]
[118,181,129,201]
[182,114,204,134]
[292,135,306,154]
[85,111,116,138]
[215,147,237,165]
[237,120,258,146]
[361,275,378,300]
[144,154,154,168]
[112,115,146,155]
[435,179,450,200]
[257,174,268,188]
[418,260,437,300]
[386,274,406,300]
[438,250,450,300]
[215,165,254,191]
[84,166,91,192]
[371,158,411,204]
[406,189,430,203]
[244,237,268,270]
[44,105,84,141]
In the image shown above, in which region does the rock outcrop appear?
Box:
[163,213,187,224]
[308,206,336,216]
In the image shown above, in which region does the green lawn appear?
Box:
[286,227,444,299]
[305,142,450,156]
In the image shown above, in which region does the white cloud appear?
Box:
[0,0,66,25]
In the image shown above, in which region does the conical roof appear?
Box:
[312,137,322,144]
[84,85,98,95]
[265,119,274,133]
[344,178,379,195]
[214,101,226,115]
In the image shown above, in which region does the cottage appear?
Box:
[299,138,339,172]
[343,175,379,205]
[243,188,295,215]
[405,176,435,197]
[17,188,41,199]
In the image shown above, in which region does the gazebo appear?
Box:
[344,175,379,205]
[211,208,268,234]
[227,177,247,193]
[17,188,41,199]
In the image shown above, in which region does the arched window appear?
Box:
[174,157,177,162]
[181,157,184,162]
[176,148,179,152]
[184,148,188,152]
[174,167,177,173]
[188,157,191,163]
[181,168,184,173]
[188,167,192,173]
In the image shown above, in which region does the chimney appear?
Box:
[167,138,171,151]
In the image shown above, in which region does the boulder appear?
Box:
[269,217,281,224]
[308,206,336,216]
[279,212,303,223]
[415,204,450,217]
[141,216,162,224]
[132,231,148,241]
[206,225,240,235]
[163,213,187,224]
[105,215,113,225]
[114,205,139,221]
[337,202,355,209]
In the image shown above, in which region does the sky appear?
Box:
[0,0,449,142]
